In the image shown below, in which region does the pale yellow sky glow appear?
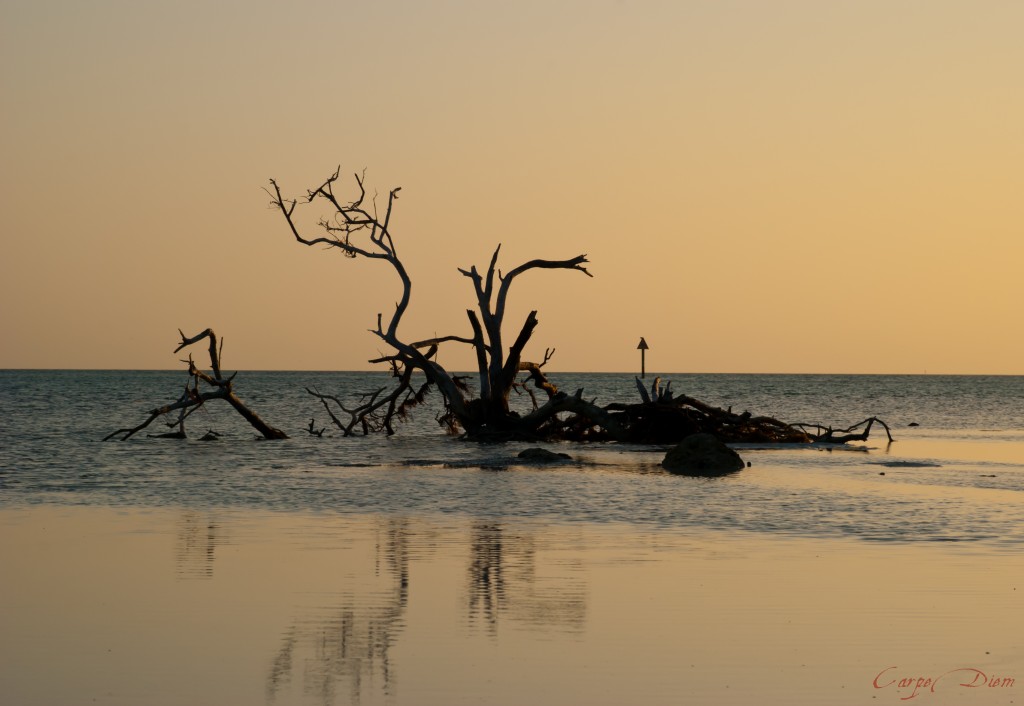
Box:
[2,1,1021,373]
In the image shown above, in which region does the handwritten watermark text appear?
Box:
[873,666,1015,701]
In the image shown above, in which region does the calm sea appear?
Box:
[3,370,1024,706]
[2,370,1023,545]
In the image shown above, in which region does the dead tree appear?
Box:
[552,377,893,445]
[268,167,893,446]
[268,168,592,438]
[793,417,895,444]
[105,329,288,441]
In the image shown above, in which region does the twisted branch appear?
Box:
[106,329,287,440]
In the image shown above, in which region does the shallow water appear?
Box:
[1,505,1020,706]
[2,370,1023,545]
[1,371,1022,704]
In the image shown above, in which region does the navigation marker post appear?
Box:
[637,337,649,379]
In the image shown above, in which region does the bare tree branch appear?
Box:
[270,168,596,439]
[106,329,287,440]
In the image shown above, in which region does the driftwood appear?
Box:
[105,329,287,441]
[512,375,892,445]
[793,417,894,444]
[583,377,812,443]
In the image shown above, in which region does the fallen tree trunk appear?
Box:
[105,329,287,441]
[510,375,892,445]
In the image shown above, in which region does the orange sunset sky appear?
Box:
[2,1,1022,374]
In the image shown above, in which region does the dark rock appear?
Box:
[518,447,572,463]
[662,433,745,476]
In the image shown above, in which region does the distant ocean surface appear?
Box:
[2,370,1023,545]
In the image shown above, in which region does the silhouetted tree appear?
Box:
[268,168,610,440]
[268,167,894,446]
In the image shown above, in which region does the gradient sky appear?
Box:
[2,0,1022,373]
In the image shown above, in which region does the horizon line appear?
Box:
[1,368,1021,377]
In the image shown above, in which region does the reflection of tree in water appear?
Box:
[468,523,507,631]
[467,522,586,636]
[265,518,588,704]
[175,511,222,579]
[266,517,409,706]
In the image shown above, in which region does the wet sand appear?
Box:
[1,504,1020,706]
